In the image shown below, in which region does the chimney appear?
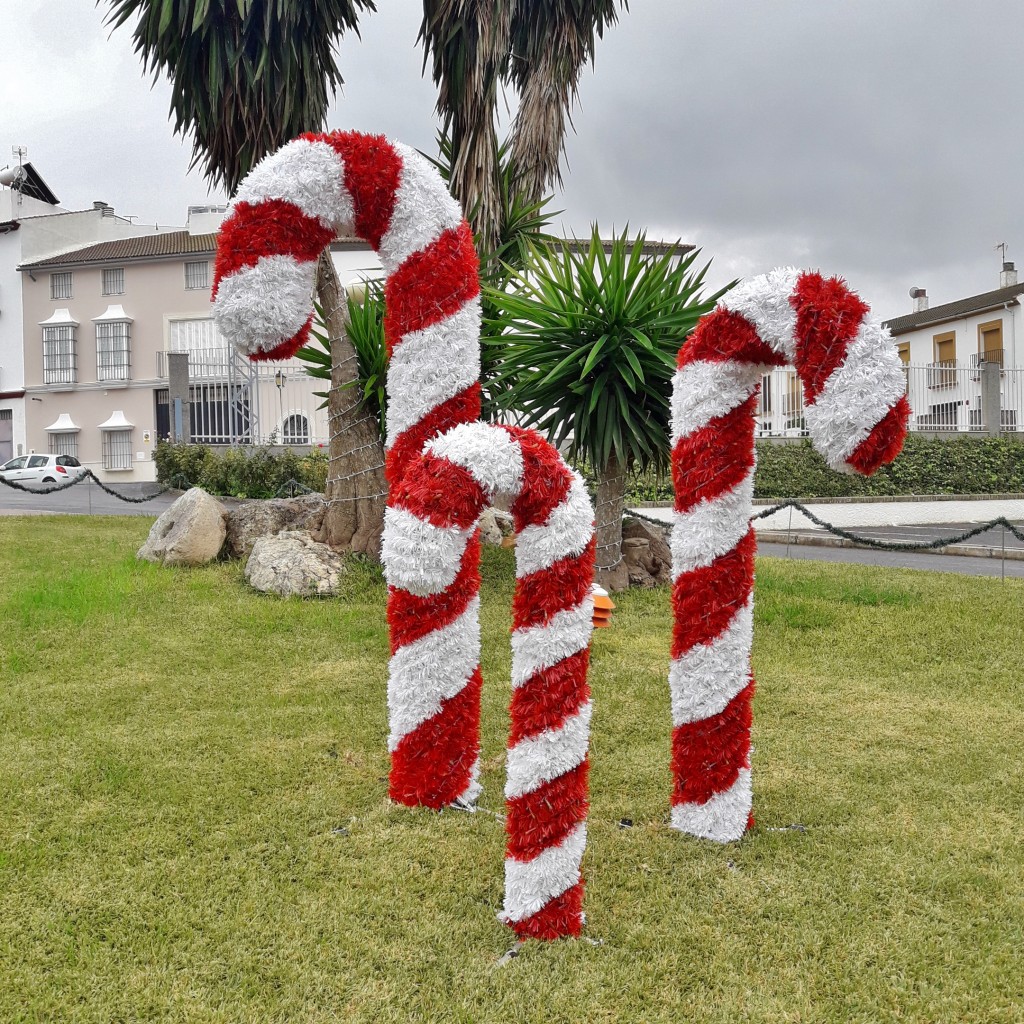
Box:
[910,286,928,313]
[1001,261,1017,288]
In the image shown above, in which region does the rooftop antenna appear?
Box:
[996,241,1009,264]
[2,146,28,207]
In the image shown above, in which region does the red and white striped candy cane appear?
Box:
[384,421,595,939]
[670,268,910,842]
[212,131,595,938]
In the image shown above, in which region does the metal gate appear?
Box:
[0,409,12,463]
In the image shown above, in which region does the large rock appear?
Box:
[224,494,327,559]
[137,487,227,566]
[478,507,515,546]
[622,515,673,587]
[244,531,346,598]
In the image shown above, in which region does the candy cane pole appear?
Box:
[212,131,596,938]
[669,268,910,842]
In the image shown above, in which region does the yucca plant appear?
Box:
[486,227,732,589]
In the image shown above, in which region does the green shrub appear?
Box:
[621,434,1024,502]
[155,441,329,498]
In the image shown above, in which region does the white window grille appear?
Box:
[50,272,73,300]
[102,429,133,470]
[48,432,78,457]
[184,260,210,290]
[42,326,76,384]
[282,413,310,445]
[102,267,125,295]
[96,322,131,381]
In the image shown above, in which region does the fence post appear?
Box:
[167,352,192,443]
[980,361,1002,436]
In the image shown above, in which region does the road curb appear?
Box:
[756,530,1024,561]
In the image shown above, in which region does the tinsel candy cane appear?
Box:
[669,268,910,842]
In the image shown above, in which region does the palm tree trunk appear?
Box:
[594,452,630,591]
[313,251,387,559]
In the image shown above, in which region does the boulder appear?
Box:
[244,531,346,598]
[137,487,227,566]
[622,515,673,587]
[224,493,327,560]
[478,507,515,546]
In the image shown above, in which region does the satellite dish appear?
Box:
[0,166,25,188]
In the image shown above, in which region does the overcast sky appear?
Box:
[4,0,1024,320]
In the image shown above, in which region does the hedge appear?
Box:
[154,441,328,499]
[624,434,1024,502]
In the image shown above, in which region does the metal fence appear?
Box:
[157,348,329,447]
[756,363,1024,436]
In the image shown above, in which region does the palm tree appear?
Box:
[487,227,731,590]
[103,0,387,557]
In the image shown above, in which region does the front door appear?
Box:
[0,409,12,463]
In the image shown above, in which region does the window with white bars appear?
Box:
[102,267,125,295]
[282,413,310,445]
[184,260,210,290]
[102,429,133,470]
[42,326,76,384]
[96,322,131,381]
[50,272,73,300]
[48,432,78,457]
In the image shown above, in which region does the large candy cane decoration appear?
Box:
[669,268,910,842]
[211,131,595,939]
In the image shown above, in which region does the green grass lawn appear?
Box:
[1,516,1022,1023]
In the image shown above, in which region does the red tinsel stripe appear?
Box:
[506,427,573,531]
[509,882,584,940]
[791,272,869,402]
[846,395,911,475]
[387,534,481,653]
[213,198,335,297]
[505,761,589,861]
[672,395,758,514]
[679,307,781,368]
[509,650,591,746]
[383,222,480,354]
[388,667,483,810]
[512,540,595,631]
[671,681,754,806]
[393,452,486,529]
[671,530,756,658]
[304,130,403,250]
[244,317,314,363]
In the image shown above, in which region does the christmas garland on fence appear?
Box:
[669,269,910,842]
[212,130,596,940]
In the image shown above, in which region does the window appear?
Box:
[930,331,957,388]
[42,326,76,384]
[50,272,72,300]
[102,430,133,470]
[168,317,229,377]
[977,319,1003,367]
[96,322,131,381]
[897,342,910,365]
[184,260,210,290]
[102,267,125,295]
[48,433,78,457]
[282,413,310,445]
[759,373,773,416]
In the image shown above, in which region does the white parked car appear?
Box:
[0,454,87,484]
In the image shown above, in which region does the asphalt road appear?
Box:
[0,478,178,517]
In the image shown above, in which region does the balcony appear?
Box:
[156,349,233,379]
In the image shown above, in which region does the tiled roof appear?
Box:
[883,283,1024,335]
[20,231,218,269]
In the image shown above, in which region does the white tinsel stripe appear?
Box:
[671,361,764,441]
[505,701,592,800]
[385,300,482,446]
[515,473,594,578]
[671,472,755,577]
[456,756,483,808]
[425,422,525,500]
[720,266,801,360]
[804,317,908,471]
[212,255,315,356]
[386,596,481,750]
[498,822,587,924]
[378,141,464,272]
[232,137,355,232]
[669,598,754,726]
[382,506,474,597]
[510,599,594,688]
[670,768,752,844]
